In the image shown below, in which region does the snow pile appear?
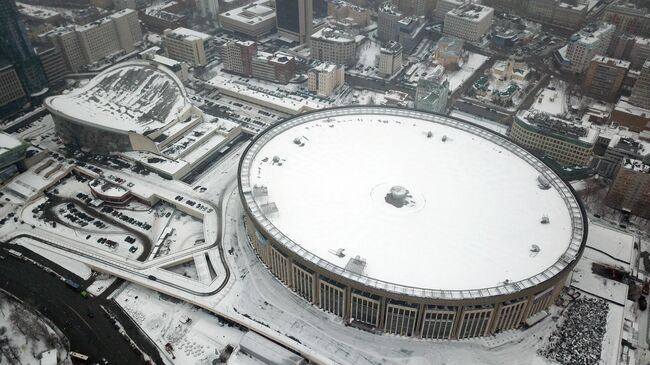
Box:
[538,297,608,365]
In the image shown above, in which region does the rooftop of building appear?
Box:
[568,22,615,47]
[309,61,339,73]
[311,26,356,43]
[622,158,650,173]
[220,0,276,23]
[0,133,23,156]
[447,3,493,21]
[591,55,631,69]
[164,27,212,42]
[380,41,402,54]
[241,107,582,291]
[517,110,600,145]
[44,60,193,135]
[378,1,402,16]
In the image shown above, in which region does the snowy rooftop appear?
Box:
[166,27,212,42]
[220,1,275,24]
[44,61,191,135]
[240,107,586,297]
[0,133,22,155]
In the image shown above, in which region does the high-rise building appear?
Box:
[415,76,449,114]
[629,61,650,108]
[398,16,425,53]
[379,41,403,77]
[0,0,47,96]
[509,110,598,166]
[310,27,358,66]
[222,41,257,76]
[308,62,344,96]
[630,37,650,69]
[276,0,313,44]
[313,0,328,18]
[47,9,142,72]
[162,27,211,67]
[434,0,463,21]
[582,56,629,102]
[196,0,219,20]
[557,22,615,74]
[603,1,650,37]
[378,2,403,43]
[443,4,494,42]
[605,159,650,218]
[0,63,26,108]
[219,1,277,39]
[36,46,67,87]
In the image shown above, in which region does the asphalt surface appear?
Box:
[0,244,163,365]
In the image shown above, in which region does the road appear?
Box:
[0,245,163,365]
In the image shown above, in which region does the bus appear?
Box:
[69,351,90,361]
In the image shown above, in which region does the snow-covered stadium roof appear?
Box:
[45,61,191,135]
[240,107,586,298]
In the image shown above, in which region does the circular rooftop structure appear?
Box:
[239,107,587,338]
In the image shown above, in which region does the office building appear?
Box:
[139,2,188,33]
[162,27,211,67]
[603,1,650,37]
[582,56,629,102]
[630,61,650,108]
[196,0,219,20]
[222,40,256,76]
[443,4,494,42]
[556,22,615,74]
[509,110,598,166]
[398,16,425,53]
[276,0,313,44]
[219,1,276,39]
[378,2,403,43]
[378,41,402,77]
[307,62,344,96]
[434,36,464,69]
[48,9,142,72]
[222,40,296,83]
[36,46,67,86]
[0,0,47,96]
[415,77,449,113]
[434,0,463,21]
[0,63,26,109]
[606,159,650,218]
[310,27,358,66]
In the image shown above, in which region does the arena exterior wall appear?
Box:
[238,106,588,339]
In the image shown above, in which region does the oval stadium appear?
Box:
[238,106,587,339]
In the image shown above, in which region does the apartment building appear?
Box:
[630,61,650,108]
[48,9,142,71]
[307,62,344,96]
[377,2,403,43]
[443,4,494,42]
[378,41,403,77]
[162,27,211,67]
[582,56,629,102]
[603,1,650,37]
[509,111,598,166]
[606,159,650,218]
[0,63,26,108]
[310,27,358,66]
[557,22,615,74]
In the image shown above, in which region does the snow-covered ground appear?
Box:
[86,273,117,296]
[115,284,246,365]
[446,53,490,92]
[450,110,509,135]
[0,290,70,365]
[16,237,92,279]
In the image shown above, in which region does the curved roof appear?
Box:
[239,107,587,299]
[45,60,191,135]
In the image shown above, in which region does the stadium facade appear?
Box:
[238,106,588,339]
